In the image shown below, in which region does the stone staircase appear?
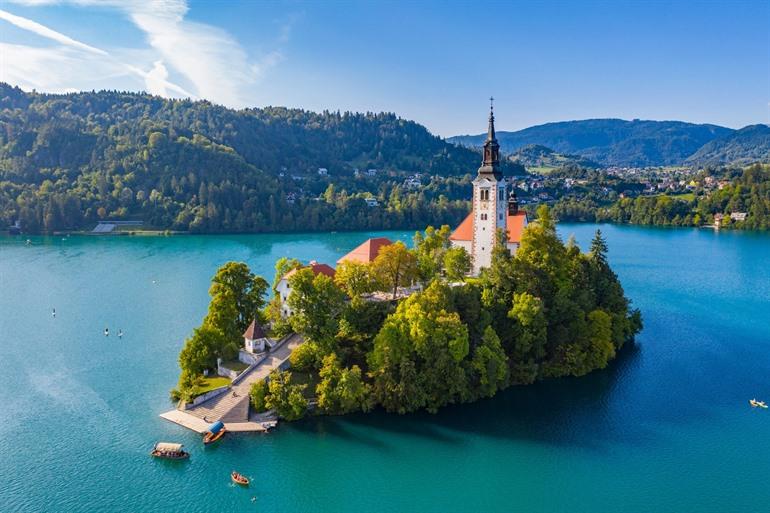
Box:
[183,333,304,423]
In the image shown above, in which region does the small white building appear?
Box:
[317,167,328,176]
[365,197,379,207]
[243,318,272,353]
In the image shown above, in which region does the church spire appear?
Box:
[479,97,502,179]
[486,96,496,142]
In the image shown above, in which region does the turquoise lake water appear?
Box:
[1,225,769,512]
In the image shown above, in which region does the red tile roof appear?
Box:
[337,237,393,265]
[506,212,527,244]
[282,262,336,281]
[243,318,267,340]
[448,213,474,242]
[449,211,528,244]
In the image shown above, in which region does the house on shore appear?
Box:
[276,261,336,318]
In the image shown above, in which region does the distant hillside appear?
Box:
[0,83,506,233]
[508,144,599,173]
[685,125,770,166]
[449,119,733,167]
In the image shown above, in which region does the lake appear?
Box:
[1,224,769,512]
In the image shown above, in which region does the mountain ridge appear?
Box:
[448,118,745,167]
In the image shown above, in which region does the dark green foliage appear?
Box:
[686,125,770,166]
[249,379,269,413]
[369,281,470,413]
[553,165,770,231]
[287,269,347,353]
[0,83,485,234]
[470,326,509,398]
[264,370,308,421]
[450,119,734,167]
[509,144,600,169]
[316,354,370,415]
[173,261,268,398]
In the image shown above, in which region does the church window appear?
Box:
[499,213,503,221]
[499,189,505,201]
[480,189,489,201]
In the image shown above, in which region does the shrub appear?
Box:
[250,379,269,412]
[290,342,320,372]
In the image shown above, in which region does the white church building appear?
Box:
[449,102,528,275]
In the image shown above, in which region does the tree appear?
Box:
[316,354,369,414]
[372,241,418,299]
[287,269,346,352]
[508,292,547,361]
[178,324,226,376]
[203,289,240,342]
[413,225,451,281]
[585,309,615,371]
[209,262,269,334]
[335,260,378,298]
[264,370,308,421]
[443,246,471,281]
[273,257,302,291]
[289,341,321,372]
[249,379,269,412]
[471,326,509,398]
[369,281,469,413]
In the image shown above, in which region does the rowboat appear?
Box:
[203,420,226,445]
[151,442,189,460]
[749,399,768,409]
[231,471,249,486]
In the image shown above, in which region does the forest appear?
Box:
[171,206,642,418]
[0,83,524,234]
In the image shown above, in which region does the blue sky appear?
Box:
[1,0,768,136]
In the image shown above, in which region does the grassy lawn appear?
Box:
[653,192,695,201]
[197,376,231,394]
[220,360,249,372]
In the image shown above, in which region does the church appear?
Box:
[449,102,528,275]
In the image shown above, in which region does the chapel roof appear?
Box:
[337,237,393,265]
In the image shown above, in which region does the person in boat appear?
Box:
[104,328,109,336]
[52,308,56,318]
[118,329,123,338]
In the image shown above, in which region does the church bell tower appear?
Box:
[470,98,507,274]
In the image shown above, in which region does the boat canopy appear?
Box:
[155,442,183,452]
[208,420,225,434]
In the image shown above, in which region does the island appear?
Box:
[162,108,642,431]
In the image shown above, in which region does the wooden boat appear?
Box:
[749,399,768,409]
[151,442,189,460]
[231,471,249,486]
[203,420,226,445]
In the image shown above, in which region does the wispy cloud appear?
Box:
[0,6,194,98]
[2,0,286,107]
[0,9,106,55]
